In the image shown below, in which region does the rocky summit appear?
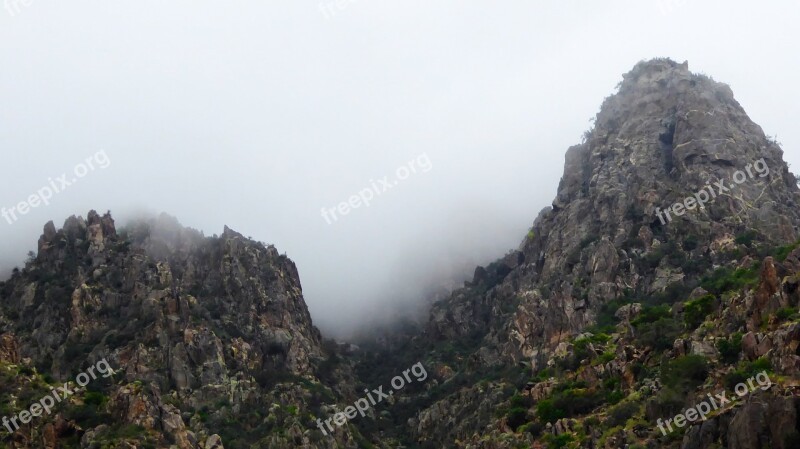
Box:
[2,58,800,449]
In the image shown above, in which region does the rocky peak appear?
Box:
[427,56,800,370]
[404,59,800,449]
[0,211,342,447]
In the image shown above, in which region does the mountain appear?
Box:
[0,212,360,448]
[2,58,800,449]
[356,59,800,449]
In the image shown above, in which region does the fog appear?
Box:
[1,1,799,338]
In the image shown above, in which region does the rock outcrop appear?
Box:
[373,59,800,448]
[0,212,359,448]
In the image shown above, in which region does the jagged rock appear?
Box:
[615,303,642,321]
[205,434,225,449]
[410,59,800,448]
[0,333,19,363]
[0,211,348,448]
[727,394,798,449]
[690,340,718,358]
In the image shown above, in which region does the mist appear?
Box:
[2,1,799,338]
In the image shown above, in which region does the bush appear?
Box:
[594,351,615,365]
[506,406,529,430]
[534,380,608,423]
[684,294,715,328]
[84,391,108,406]
[543,433,574,449]
[717,333,743,364]
[775,307,799,321]
[631,304,671,327]
[590,299,631,333]
[550,388,604,419]
[649,282,694,306]
[606,401,640,427]
[649,387,686,419]
[536,399,564,423]
[734,230,758,247]
[775,239,800,262]
[683,235,699,251]
[636,317,681,350]
[605,389,625,405]
[662,355,709,393]
[557,334,612,371]
[701,263,760,295]
[518,421,544,437]
[724,358,772,390]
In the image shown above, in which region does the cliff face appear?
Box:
[21,211,323,377]
[429,59,800,360]
[511,59,799,361]
[0,212,361,448]
[399,59,800,448]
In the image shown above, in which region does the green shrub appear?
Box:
[649,387,686,419]
[775,239,800,262]
[716,333,743,364]
[724,357,772,390]
[518,421,544,437]
[683,235,699,251]
[550,388,604,419]
[532,367,554,382]
[648,282,694,306]
[590,299,631,333]
[84,391,108,407]
[631,304,671,327]
[701,263,760,295]
[594,351,615,365]
[536,399,564,423]
[684,294,715,328]
[734,230,758,247]
[636,317,681,350]
[775,307,799,321]
[536,379,608,423]
[544,433,574,449]
[605,389,625,405]
[606,401,640,427]
[506,407,529,430]
[557,334,612,371]
[662,355,709,393]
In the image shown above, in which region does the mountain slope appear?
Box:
[360,59,800,449]
[2,59,800,449]
[0,212,366,448]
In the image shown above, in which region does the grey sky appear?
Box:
[1,1,798,338]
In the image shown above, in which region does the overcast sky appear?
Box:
[1,1,799,338]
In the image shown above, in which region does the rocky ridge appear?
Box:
[2,59,800,449]
[363,59,800,449]
[0,212,367,448]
